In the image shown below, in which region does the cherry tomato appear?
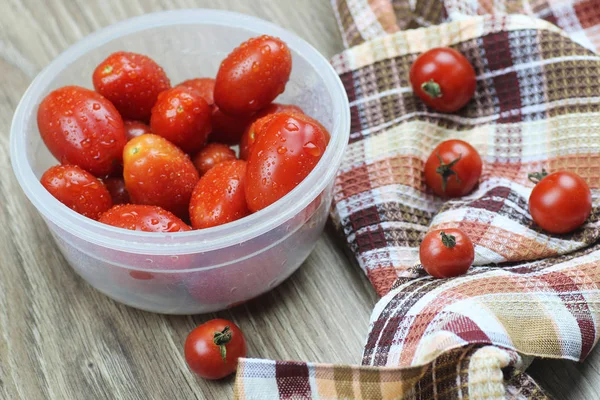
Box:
[124,120,152,141]
[189,160,250,229]
[93,51,170,121]
[184,319,247,380]
[37,86,127,177]
[41,165,112,220]
[99,204,191,232]
[192,143,236,176]
[123,134,199,219]
[239,104,304,160]
[103,177,130,204]
[214,35,292,115]
[210,108,253,145]
[424,139,482,198]
[246,112,330,212]
[177,78,215,105]
[150,86,212,154]
[528,171,592,234]
[419,229,474,278]
[409,48,476,113]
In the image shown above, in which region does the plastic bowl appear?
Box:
[10,9,349,314]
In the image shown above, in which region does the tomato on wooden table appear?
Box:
[214,35,292,115]
[192,143,236,176]
[424,139,482,198]
[150,86,212,154]
[189,160,250,229]
[37,86,127,177]
[123,134,199,219]
[41,165,112,220]
[124,120,152,141]
[184,319,247,380]
[93,51,170,121]
[409,47,476,113]
[103,177,130,204]
[239,103,304,160]
[245,112,330,212]
[419,228,474,278]
[528,170,592,234]
[99,204,190,232]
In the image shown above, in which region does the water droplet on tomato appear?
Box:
[277,146,287,154]
[150,219,159,225]
[262,178,267,185]
[261,45,271,54]
[303,141,321,156]
[92,103,101,110]
[286,122,299,132]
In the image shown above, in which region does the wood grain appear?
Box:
[0,0,596,399]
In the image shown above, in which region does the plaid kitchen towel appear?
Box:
[234,0,600,398]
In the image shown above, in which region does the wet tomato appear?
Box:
[192,143,236,176]
[210,108,253,145]
[189,160,250,229]
[93,51,170,121]
[37,86,126,177]
[99,204,191,232]
[123,134,199,219]
[41,164,112,220]
[419,228,474,278]
[245,112,330,212]
[103,177,130,204]
[214,35,292,115]
[150,86,212,154]
[424,139,482,198]
[409,47,476,113]
[124,120,152,141]
[529,171,592,234]
[177,78,215,105]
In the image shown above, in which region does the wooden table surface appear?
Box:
[0,1,598,399]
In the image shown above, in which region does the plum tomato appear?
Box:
[424,139,482,198]
[245,112,330,212]
[92,51,170,121]
[528,170,592,234]
[37,86,127,177]
[192,143,236,176]
[214,35,292,115]
[189,160,250,229]
[123,134,199,219]
[103,177,130,204]
[177,78,215,105]
[210,108,254,145]
[419,228,474,278]
[239,104,304,160]
[409,47,476,113]
[150,86,212,154]
[124,120,152,141]
[41,164,112,220]
[184,319,247,380]
[99,204,191,232]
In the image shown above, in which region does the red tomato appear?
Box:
[192,143,236,176]
[41,165,112,220]
[150,86,212,154]
[103,177,130,205]
[37,86,127,177]
[92,51,170,121]
[124,120,152,141]
[419,229,474,278]
[210,108,253,145]
[99,204,191,232]
[214,35,292,115]
[424,139,482,198]
[245,112,330,212]
[239,104,304,160]
[189,160,250,229]
[177,78,215,105]
[184,319,247,380]
[409,48,476,113]
[123,134,199,219]
[529,171,592,234]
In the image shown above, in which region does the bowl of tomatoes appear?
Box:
[10,9,350,314]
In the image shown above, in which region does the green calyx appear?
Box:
[421,80,442,98]
[440,231,456,248]
[528,169,548,184]
[436,153,462,193]
[213,326,232,362]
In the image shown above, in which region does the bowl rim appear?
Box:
[10,8,350,257]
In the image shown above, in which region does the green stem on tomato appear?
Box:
[421,80,442,98]
[440,231,456,248]
[528,169,548,184]
[213,326,232,362]
[436,153,462,193]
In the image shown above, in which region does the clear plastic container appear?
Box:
[10,9,349,314]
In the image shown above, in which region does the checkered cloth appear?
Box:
[234,1,600,398]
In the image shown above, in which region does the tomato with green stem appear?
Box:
[184,319,247,380]
[424,139,482,197]
[419,228,474,278]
